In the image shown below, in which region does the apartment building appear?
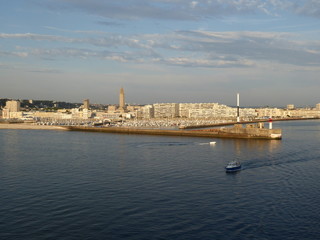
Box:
[153,103,179,118]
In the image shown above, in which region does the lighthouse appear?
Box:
[237,93,240,123]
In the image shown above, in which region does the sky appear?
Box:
[0,0,320,107]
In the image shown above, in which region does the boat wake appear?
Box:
[136,142,192,148]
[136,141,216,148]
[242,155,319,171]
[198,141,216,145]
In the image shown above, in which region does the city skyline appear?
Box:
[1,1,320,107]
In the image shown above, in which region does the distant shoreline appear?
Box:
[0,123,66,130]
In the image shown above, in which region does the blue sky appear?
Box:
[1,0,319,107]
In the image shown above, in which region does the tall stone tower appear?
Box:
[83,99,90,109]
[119,87,125,111]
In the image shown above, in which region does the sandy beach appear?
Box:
[0,123,66,130]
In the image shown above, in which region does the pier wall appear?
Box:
[65,126,282,140]
[222,127,282,138]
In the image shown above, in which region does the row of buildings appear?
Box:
[130,102,320,119]
[1,88,320,122]
[2,98,320,122]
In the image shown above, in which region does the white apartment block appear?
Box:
[285,109,320,118]
[256,108,285,118]
[137,105,154,119]
[256,107,320,118]
[180,103,244,119]
[2,100,21,119]
[287,104,295,110]
[153,103,179,118]
[5,100,21,112]
[137,103,258,119]
[179,103,223,118]
[238,108,257,119]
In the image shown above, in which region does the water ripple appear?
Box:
[1,121,320,239]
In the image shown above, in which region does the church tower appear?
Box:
[119,87,125,112]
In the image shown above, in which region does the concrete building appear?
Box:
[137,105,154,119]
[179,103,221,118]
[256,108,285,118]
[71,108,93,119]
[153,103,179,118]
[179,103,237,119]
[287,104,295,110]
[108,105,117,113]
[5,100,20,112]
[285,108,320,118]
[316,103,320,110]
[127,105,142,112]
[95,112,123,120]
[2,100,21,119]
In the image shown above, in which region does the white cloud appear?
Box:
[294,0,320,18]
[36,0,320,21]
[190,1,199,8]
[1,30,320,68]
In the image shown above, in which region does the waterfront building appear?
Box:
[256,107,320,119]
[153,103,179,118]
[107,105,117,113]
[240,108,258,120]
[2,100,22,119]
[5,100,20,112]
[179,103,221,118]
[256,108,285,118]
[127,105,143,112]
[285,108,320,118]
[179,103,237,119]
[287,104,295,110]
[98,112,122,120]
[71,108,93,119]
[188,107,236,119]
[316,103,320,110]
[137,105,154,119]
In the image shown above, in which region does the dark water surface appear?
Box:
[1,120,320,240]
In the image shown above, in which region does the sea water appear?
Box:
[0,120,320,240]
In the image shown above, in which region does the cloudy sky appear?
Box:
[1,0,319,106]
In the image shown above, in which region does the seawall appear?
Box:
[180,117,320,129]
[65,126,282,140]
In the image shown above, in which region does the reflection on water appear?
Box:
[1,130,21,163]
[232,138,282,154]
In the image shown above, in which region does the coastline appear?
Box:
[0,123,66,130]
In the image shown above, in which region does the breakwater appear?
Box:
[179,117,320,129]
[65,125,282,140]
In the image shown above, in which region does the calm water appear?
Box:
[1,120,320,240]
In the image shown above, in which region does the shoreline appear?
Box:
[0,123,66,130]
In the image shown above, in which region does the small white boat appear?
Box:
[225,161,241,172]
[210,141,216,145]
